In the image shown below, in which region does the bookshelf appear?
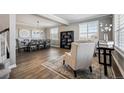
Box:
[60,31,74,49]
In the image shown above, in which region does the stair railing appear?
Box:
[0,28,9,64]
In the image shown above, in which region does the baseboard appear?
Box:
[9,64,16,69]
[112,54,124,78]
[111,67,116,78]
[51,45,60,48]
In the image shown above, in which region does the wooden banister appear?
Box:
[0,28,9,34]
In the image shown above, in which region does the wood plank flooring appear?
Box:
[10,48,69,79]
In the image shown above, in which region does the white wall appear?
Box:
[44,28,50,39]
[99,16,113,40]
[0,14,9,31]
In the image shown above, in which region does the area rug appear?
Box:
[41,55,114,79]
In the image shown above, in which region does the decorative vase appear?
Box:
[104,33,108,41]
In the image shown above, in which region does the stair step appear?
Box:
[0,69,11,79]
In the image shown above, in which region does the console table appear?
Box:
[97,42,114,76]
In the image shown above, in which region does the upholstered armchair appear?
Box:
[45,39,51,48]
[37,40,45,49]
[63,41,95,77]
[16,39,30,52]
[28,40,38,51]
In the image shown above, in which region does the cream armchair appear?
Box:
[63,41,95,77]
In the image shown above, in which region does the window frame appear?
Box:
[79,20,99,40]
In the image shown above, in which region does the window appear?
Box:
[32,30,40,38]
[32,30,44,39]
[50,27,58,40]
[79,21,98,40]
[114,15,124,52]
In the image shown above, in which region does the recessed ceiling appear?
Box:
[54,14,108,23]
[16,14,60,28]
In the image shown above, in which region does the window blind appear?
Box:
[79,21,98,40]
[114,15,124,52]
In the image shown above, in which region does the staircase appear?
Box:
[0,28,11,79]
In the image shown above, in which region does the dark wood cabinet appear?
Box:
[60,31,74,49]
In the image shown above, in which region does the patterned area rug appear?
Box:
[41,55,114,79]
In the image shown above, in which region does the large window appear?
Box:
[79,21,98,40]
[114,15,124,52]
[32,30,41,38]
[50,27,58,40]
[32,30,44,39]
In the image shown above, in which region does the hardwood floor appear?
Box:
[10,47,69,79]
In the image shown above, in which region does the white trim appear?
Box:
[112,54,124,77]
[115,46,124,58]
[111,67,116,78]
[51,45,60,48]
[9,64,16,69]
[9,15,16,67]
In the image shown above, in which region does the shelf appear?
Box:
[60,31,74,49]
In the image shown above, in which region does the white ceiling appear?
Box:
[16,14,109,28]
[54,14,108,23]
[16,14,59,28]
